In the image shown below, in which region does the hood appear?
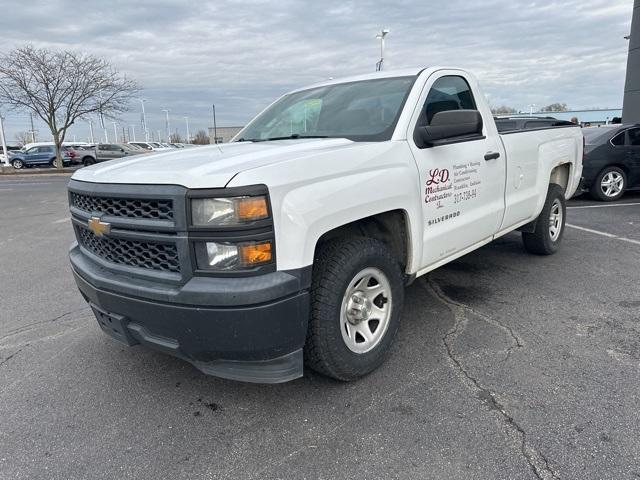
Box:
[71,139,356,188]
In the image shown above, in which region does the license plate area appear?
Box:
[90,304,139,346]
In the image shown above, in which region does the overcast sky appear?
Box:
[0,0,633,143]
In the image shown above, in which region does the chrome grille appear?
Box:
[76,226,180,273]
[70,192,173,221]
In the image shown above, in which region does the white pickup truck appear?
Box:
[68,67,583,383]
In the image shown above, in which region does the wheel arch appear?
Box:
[313,209,413,277]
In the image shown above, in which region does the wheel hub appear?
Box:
[345,291,373,324]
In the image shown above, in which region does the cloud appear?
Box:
[0,0,633,142]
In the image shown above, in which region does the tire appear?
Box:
[305,237,405,381]
[522,183,566,255]
[589,166,626,202]
[11,159,23,169]
[83,156,95,166]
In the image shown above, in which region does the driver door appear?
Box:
[408,72,506,269]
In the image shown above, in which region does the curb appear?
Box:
[1,166,77,175]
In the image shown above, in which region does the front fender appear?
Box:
[227,141,423,272]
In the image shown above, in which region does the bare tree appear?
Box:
[541,103,569,112]
[0,45,138,168]
[491,105,518,115]
[169,132,183,143]
[192,130,210,145]
[14,131,31,146]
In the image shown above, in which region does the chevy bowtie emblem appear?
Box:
[88,216,111,237]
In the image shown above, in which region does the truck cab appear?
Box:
[68,67,582,383]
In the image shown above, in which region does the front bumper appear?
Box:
[70,245,310,383]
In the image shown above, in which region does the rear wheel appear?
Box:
[305,237,404,381]
[522,183,566,255]
[83,156,95,166]
[11,159,24,169]
[590,166,626,201]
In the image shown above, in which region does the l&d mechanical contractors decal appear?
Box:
[425,161,483,226]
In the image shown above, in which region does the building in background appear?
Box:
[207,126,243,144]
[623,0,640,124]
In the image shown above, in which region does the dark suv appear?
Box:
[582,125,640,201]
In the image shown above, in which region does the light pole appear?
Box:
[88,120,95,144]
[184,116,190,143]
[130,124,136,142]
[375,28,390,71]
[212,104,218,144]
[162,109,171,142]
[112,122,118,143]
[139,99,149,141]
[0,112,9,167]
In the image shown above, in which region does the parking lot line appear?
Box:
[567,223,640,246]
[568,202,640,209]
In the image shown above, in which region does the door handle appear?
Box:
[484,151,500,161]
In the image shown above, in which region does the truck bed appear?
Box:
[494,116,576,134]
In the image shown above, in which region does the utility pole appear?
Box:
[162,109,171,142]
[122,126,126,143]
[130,124,136,142]
[139,99,149,141]
[375,29,390,71]
[112,122,118,143]
[212,104,218,144]
[88,120,95,144]
[29,113,36,143]
[0,112,9,167]
[184,116,190,143]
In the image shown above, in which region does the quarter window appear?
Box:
[610,132,624,146]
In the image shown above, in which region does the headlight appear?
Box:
[195,240,273,271]
[191,196,269,227]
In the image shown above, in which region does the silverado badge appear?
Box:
[88,216,110,237]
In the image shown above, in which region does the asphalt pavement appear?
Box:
[1,175,639,480]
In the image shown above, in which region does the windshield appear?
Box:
[237,76,417,142]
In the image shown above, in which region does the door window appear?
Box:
[26,147,38,154]
[422,76,477,126]
[626,128,640,146]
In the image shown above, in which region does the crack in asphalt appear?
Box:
[425,276,559,480]
[0,306,89,342]
[0,346,27,367]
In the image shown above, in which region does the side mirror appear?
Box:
[416,109,483,147]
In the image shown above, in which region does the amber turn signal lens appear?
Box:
[239,241,272,266]
[236,196,268,221]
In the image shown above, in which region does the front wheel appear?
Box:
[11,159,24,169]
[522,183,566,255]
[305,237,404,381]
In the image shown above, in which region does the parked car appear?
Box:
[87,143,144,165]
[68,67,582,383]
[10,145,72,169]
[582,125,640,201]
[128,141,169,152]
[64,145,97,166]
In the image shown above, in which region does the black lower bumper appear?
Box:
[70,246,310,383]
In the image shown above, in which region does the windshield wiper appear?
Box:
[238,134,330,142]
